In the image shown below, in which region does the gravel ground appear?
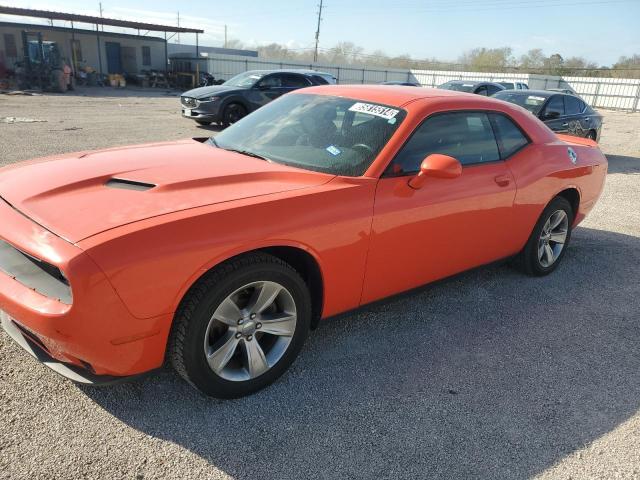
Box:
[0,88,639,480]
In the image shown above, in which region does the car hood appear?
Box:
[182,85,245,98]
[0,139,334,243]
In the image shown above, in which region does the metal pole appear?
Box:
[164,32,168,74]
[632,83,640,113]
[177,12,180,44]
[196,32,199,57]
[96,24,103,76]
[224,25,227,48]
[313,0,323,63]
[71,21,77,74]
[593,82,601,108]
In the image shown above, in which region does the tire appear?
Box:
[222,103,247,127]
[586,130,597,141]
[168,253,311,398]
[513,196,574,276]
[196,120,212,126]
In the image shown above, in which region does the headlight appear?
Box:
[198,96,219,104]
[0,240,72,304]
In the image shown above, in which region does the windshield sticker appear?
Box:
[326,145,342,156]
[349,102,399,120]
[388,117,397,125]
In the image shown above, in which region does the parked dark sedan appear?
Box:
[380,81,420,86]
[492,90,602,141]
[438,80,505,96]
[181,69,336,126]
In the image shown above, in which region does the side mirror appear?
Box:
[542,110,560,120]
[408,154,462,190]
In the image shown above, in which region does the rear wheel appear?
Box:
[168,253,311,398]
[222,103,247,127]
[514,196,573,276]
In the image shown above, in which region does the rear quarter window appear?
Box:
[490,114,530,159]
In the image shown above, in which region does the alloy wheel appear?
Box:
[538,210,569,268]
[203,281,297,381]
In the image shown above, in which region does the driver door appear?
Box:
[361,111,518,303]
[248,73,287,110]
[540,95,567,134]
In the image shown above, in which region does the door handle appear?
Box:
[562,123,569,127]
[494,175,511,187]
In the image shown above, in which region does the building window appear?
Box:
[4,34,17,58]
[142,46,151,66]
[70,39,83,62]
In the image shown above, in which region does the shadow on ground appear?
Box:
[605,154,640,174]
[83,226,640,479]
[5,85,186,99]
[196,123,225,133]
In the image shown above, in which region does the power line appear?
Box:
[313,0,324,63]
[272,46,640,72]
[327,0,635,15]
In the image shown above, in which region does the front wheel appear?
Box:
[168,253,311,398]
[222,103,247,127]
[514,196,573,276]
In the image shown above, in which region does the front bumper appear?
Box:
[1,311,137,385]
[0,197,173,380]
[181,97,222,122]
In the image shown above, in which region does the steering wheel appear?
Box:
[352,143,374,156]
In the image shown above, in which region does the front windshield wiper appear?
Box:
[223,147,271,162]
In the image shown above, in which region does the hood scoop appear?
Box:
[106,178,156,191]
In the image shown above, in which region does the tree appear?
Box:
[543,53,564,75]
[458,47,515,72]
[224,38,245,50]
[519,49,546,71]
[612,54,640,78]
[257,43,295,60]
[324,42,364,65]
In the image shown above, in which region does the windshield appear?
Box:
[498,82,514,89]
[439,81,475,93]
[211,93,406,176]
[493,92,548,114]
[223,71,265,88]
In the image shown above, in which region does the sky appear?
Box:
[2,0,640,66]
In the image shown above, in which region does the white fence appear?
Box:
[171,54,640,112]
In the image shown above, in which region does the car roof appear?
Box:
[242,69,334,77]
[294,84,500,108]
[442,80,503,87]
[494,89,558,98]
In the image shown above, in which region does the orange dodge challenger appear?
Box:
[0,85,606,398]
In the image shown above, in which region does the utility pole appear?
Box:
[313,0,323,63]
[224,24,228,48]
[99,2,104,31]
[177,11,180,44]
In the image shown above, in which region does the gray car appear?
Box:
[180,69,337,127]
[438,80,506,96]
